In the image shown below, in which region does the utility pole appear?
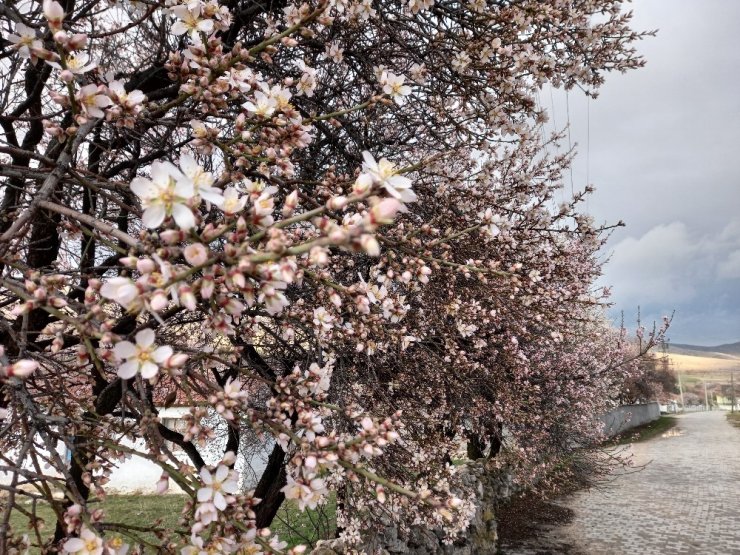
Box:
[678,372,685,412]
[704,380,709,411]
[732,372,736,414]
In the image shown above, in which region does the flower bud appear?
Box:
[119,256,138,268]
[328,227,348,244]
[326,196,348,211]
[149,291,169,312]
[183,243,208,266]
[50,297,68,308]
[353,173,373,195]
[155,474,169,494]
[8,359,38,379]
[43,0,65,31]
[136,258,156,274]
[282,190,299,217]
[68,33,88,50]
[160,229,184,244]
[165,353,188,368]
[53,30,68,44]
[199,275,215,299]
[360,234,380,256]
[178,285,197,311]
[368,198,401,226]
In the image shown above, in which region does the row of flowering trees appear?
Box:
[0,0,662,553]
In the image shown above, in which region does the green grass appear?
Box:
[272,493,336,548]
[610,415,678,445]
[7,494,336,553]
[8,495,188,553]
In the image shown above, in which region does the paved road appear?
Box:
[501,411,740,555]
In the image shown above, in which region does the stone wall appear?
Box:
[599,402,660,437]
[309,403,660,554]
[311,462,518,555]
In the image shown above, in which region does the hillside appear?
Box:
[666,341,740,360]
[664,353,739,375]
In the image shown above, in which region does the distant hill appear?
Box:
[667,341,740,359]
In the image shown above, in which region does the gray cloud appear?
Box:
[601,221,740,344]
[545,0,740,344]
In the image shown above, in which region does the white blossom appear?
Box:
[313,307,335,331]
[114,328,174,380]
[197,464,238,511]
[178,154,223,204]
[218,187,247,215]
[379,71,412,104]
[76,84,112,118]
[171,5,213,37]
[361,152,417,203]
[108,80,146,110]
[62,527,103,555]
[130,161,196,229]
[48,52,96,74]
[243,91,277,118]
[100,277,139,308]
[7,23,41,59]
[282,476,328,511]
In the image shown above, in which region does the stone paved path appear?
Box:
[501,411,740,555]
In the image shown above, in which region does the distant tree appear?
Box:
[620,350,677,403]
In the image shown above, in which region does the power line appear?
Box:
[565,90,574,197]
[586,94,591,187]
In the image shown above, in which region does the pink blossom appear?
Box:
[113,329,173,380]
[361,152,417,203]
[197,464,238,511]
[76,84,112,118]
[130,161,196,230]
[7,23,41,59]
[183,243,209,266]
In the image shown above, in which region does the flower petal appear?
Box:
[172,204,196,230]
[113,341,136,360]
[130,178,155,199]
[135,328,155,347]
[222,479,239,494]
[152,160,183,186]
[63,538,85,552]
[142,205,166,229]
[179,153,197,176]
[361,151,376,168]
[171,21,187,35]
[174,179,195,199]
[152,345,173,363]
[197,487,212,503]
[117,361,138,380]
[199,186,224,205]
[140,361,159,379]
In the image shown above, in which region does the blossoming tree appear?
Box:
[0,0,661,552]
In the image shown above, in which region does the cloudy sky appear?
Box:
[547,0,740,346]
